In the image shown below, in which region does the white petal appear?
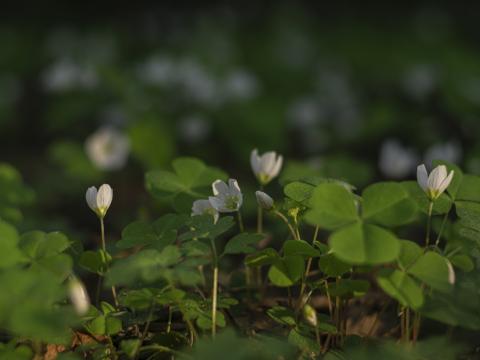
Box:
[438,170,454,195]
[69,279,90,315]
[446,259,456,285]
[229,179,242,197]
[208,196,225,212]
[85,187,98,211]
[192,199,210,216]
[236,193,243,209]
[260,151,277,175]
[270,154,283,179]
[97,184,113,210]
[212,180,228,196]
[416,164,429,192]
[428,165,447,191]
[250,149,261,175]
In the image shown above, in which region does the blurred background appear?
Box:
[2,1,480,248]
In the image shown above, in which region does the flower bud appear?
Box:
[68,277,90,315]
[255,191,274,210]
[302,303,318,327]
[86,184,113,218]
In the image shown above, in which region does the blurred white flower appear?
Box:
[255,191,274,210]
[178,115,210,144]
[86,184,113,218]
[250,149,283,185]
[403,64,437,100]
[177,59,219,106]
[222,69,259,101]
[315,70,361,139]
[42,58,98,92]
[417,164,454,201]
[85,127,130,171]
[379,139,419,179]
[68,277,90,315]
[209,179,243,213]
[192,199,219,223]
[446,259,456,285]
[424,141,462,165]
[302,303,318,327]
[136,55,176,86]
[287,97,324,128]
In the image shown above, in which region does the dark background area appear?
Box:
[1,0,480,250]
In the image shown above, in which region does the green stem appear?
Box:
[315,326,321,349]
[209,238,219,338]
[167,306,172,333]
[100,217,106,252]
[185,318,197,346]
[425,201,433,247]
[324,280,333,320]
[335,277,341,342]
[257,206,263,234]
[274,210,299,240]
[237,211,245,233]
[100,218,119,307]
[297,226,320,310]
[405,308,410,342]
[212,266,218,338]
[435,211,449,247]
[256,196,264,288]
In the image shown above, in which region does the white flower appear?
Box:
[85,127,130,171]
[379,139,418,179]
[222,69,259,101]
[208,179,243,213]
[178,115,210,144]
[68,278,90,315]
[417,164,454,201]
[86,184,113,218]
[255,191,274,210]
[250,149,283,185]
[42,58,98,92]
[403,64,437,100]
[424,141,462,166]
[192,199,219,223]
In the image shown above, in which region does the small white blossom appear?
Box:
[85,127,130,171]
[417,164,454,201]
[86,184,113,218]
[250,149,283,185]
[192,199,219,224]
[68,277,90,315]
[222,69,259,101]
[403,64,437,100]
[424,141,462,166]
[42,58,98,92]
[209,179,243,213]
[255,191,274,210]
[178,115,210,144]
[379,139,418,179]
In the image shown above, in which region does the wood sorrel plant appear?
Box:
[0,157,479,359]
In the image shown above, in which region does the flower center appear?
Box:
[225,195,239,210]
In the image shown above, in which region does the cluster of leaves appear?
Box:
[1,157,480,359]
